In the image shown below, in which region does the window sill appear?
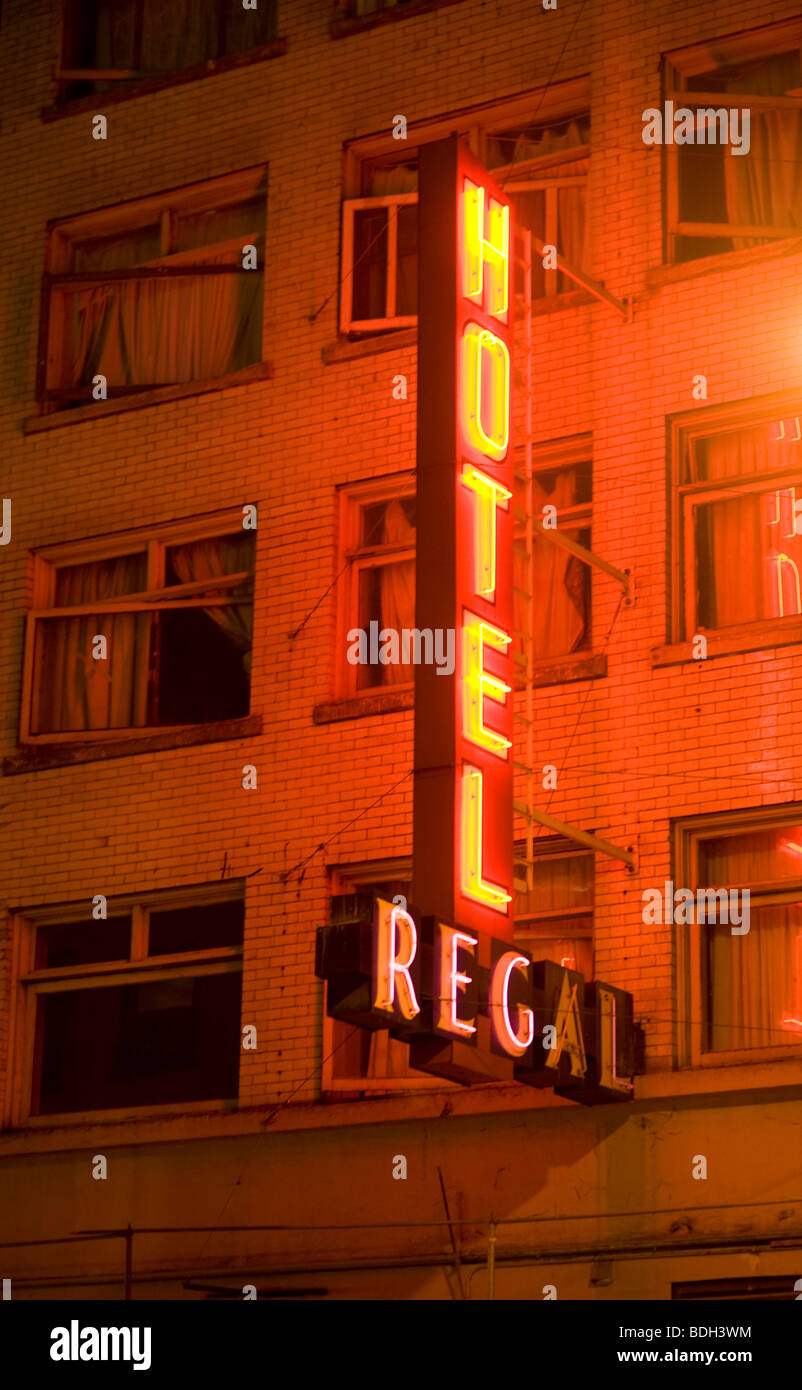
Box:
[313,687,414,723]
[41,41,287,121]
[322,327,417,364]
[647,236,802,290]
[331,0,463,38]
[23,361,274,434]
[651,619,802,668]
[2,714,262,775]
[516,651,606,688]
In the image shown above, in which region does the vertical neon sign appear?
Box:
[414,137,514,949]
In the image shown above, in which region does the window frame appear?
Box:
[514,434,594,680]
[674,806,802,1069]
[54,0,279,103]
[339,77,590,335]
[20,506,254,743]
[335,473,416,699]
[340,194,418,333]
[663,17,802,264]
[512,838,594,976]
[669,396,802,645]
[39,166,266,410]
[7,880,245,1127]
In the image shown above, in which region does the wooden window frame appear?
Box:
[663,18,802,264]
[7,880,245,1128]
[54,0,278,100]
[20,506,253,743]
[339,78,590,334]
[335,474,416,699]
[674,807,802,1069]
[512,839,594,973]
[669,395,802,644]
[340,194,418,333]
[39,167,266,409]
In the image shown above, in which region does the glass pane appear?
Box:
[355,559,416,689]
[514,855,593,916]
[359,496,415,548]
[706,903,802,1052]
[396,203,418,316]
[32,610,151,734]
[351,207,388,321]
[690,424,800,483]
[34,972,242,1114]
[697,826,802,885]
[71,226,161,272]
[53,553,147,605]
[173,197,267,255]
[164,531,256,587]
[35,917,131,970]
[695,489,802,627]
[148,900,245,955]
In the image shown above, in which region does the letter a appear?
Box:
[92,374,107,400]
[692,1154,707,1180]
[392,1154,407,1180]
[0,498,10,546]
[241,243,258,269]
[392,114,407,141]
[92,895,107,920]
[242,503,257,529]
[692,373,708,400]
[242,764,257,789]
[641,109,662,145]
[91,634,107,660]
[92,1154,107,1180]
[392,374,407,401]
[92,114,107,140]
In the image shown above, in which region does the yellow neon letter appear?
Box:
[462,179,509,319]
[462,324,509,461]
[461,467,511,597]
[460,764,511,911]
[436,923,478,1036]
[373,901,421,1020]
[463,613,511,757]
[490,952,534,1056]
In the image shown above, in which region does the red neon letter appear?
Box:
[436,923,478,1036]
[462,179,509,319]
[373,901,421,1020]
[463,613,511,758]
[460,764,511,912]
[461,466,511,597]
[490,952,534,1057]
[462,324,509,461]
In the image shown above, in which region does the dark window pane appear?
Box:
[155,606,251,724]
[351,208,388,322]
[396,204,418,316]
[148,900,245,955]
[35,917,131,970]
[34,972,242,1114]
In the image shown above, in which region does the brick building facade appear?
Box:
[0,0,801,1300]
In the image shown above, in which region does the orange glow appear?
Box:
[490,951,534,1056]
[461,324,509,461]
[544,972,587,1079]
[436,924,478,1036]
[462,612,511,757]
[373,900,421,1020]
[769,552,802,617]
[460,764,512,911]
[780,839,802,857]
[461,466,511,597]
[462,178,509,319]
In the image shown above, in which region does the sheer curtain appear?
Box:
[724,52,802,248]
[700,829,802,1051]
[379,500,415,685]
[514,471,587,660]
[690,425,801,627]
[35,555,148,733]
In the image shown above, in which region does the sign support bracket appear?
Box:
[514,801,635,868]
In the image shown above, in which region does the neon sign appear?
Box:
[317,137,635,1096]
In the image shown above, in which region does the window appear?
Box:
[22,511,255,740]
[324,865,441,1092]
[665,20,802,263]
[57,0,278,100]
[514,444,593,669]
[671,401,802,641]
[41,168,266,408]
[15,883,244,1118]
[513,841,594,979]
[340,83,590,333]
[676,809,802,1064]
[337,476,415,695]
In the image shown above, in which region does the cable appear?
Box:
[279,768,413,884]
